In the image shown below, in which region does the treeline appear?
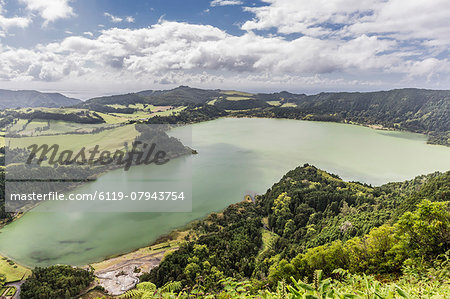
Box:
[84,86,450,146]
[286,89,450,135]
[7,110,105,124]
[20,265,94,299]
[255,165,448,260]
[234,88,450,146]
[214,98,269,110]
[267,199,449,285]
[81,103,136,114]
[82,86,221,107]
[234,106,449,146]
[142,201,262,290]
[141,105,227,125]
[147,165,449,293]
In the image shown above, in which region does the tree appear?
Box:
[393,200,450,263]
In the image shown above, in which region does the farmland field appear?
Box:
[8,124,138,153]
[0,255,31,282]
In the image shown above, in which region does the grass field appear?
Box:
[129,103,153,111]
[1,104,185,152]
[267,100,281,106]
[105,104,128,109]
[21,120,47,135]
[151,106,186,117]
[281,102,297,108]
[226,96,252,101]
[45,120,102,134]
[8,119,28,133]
[207,99,217,105]
[256,228,278,262]
[221,90,254,97]
[106,104,153,111]
[95,112,129,124]
[110,110,152,119]
[8,124,139,153]
[101,106,183,121]
[6,286,16,296]
[0,255,31,282]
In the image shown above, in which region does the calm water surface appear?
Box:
[0,118,449,266]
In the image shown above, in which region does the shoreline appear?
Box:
[0,116,448,271]
[227,114,431,139]
[225,113,448,146]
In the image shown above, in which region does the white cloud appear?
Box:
[345,0,450,45]
[0,14,30,30]
[0,21,443,79]
[210,0,243,7]
[0,0,31,30]
[83,31,93,37]
[104,12,123,23]
[104,14,134,23]
[0,16,448,94]
[242,0,450,48]
[20,0,75,25]
[242,0,376,35]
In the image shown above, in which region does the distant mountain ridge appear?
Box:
[0,89,81,110]
[2,86,448,146]
[83,86,221,106]
[81,86,449,145]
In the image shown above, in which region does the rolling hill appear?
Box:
[0,90,81,110]
[80,86,449,145]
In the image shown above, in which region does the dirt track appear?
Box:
[93,247,178,296]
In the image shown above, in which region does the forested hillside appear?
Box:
[82,86,220,107]
[81,86,450,146]
[2,87,448,146]
[247,88,450,146]
[142,165,449,297]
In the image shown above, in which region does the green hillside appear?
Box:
[79,87,450,146]
[142,165,449,297]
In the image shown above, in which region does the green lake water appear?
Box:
[0,118,449,267]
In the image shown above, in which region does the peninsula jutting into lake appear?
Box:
[0,86,449,297]
[1,0,449,297]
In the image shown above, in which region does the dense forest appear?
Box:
[7,110,105,124]
[20,265,94,298]
[141,105,227,125]
[140,165,449,297]
[235,88,450,146]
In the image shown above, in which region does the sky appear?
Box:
[0,0,449,99]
